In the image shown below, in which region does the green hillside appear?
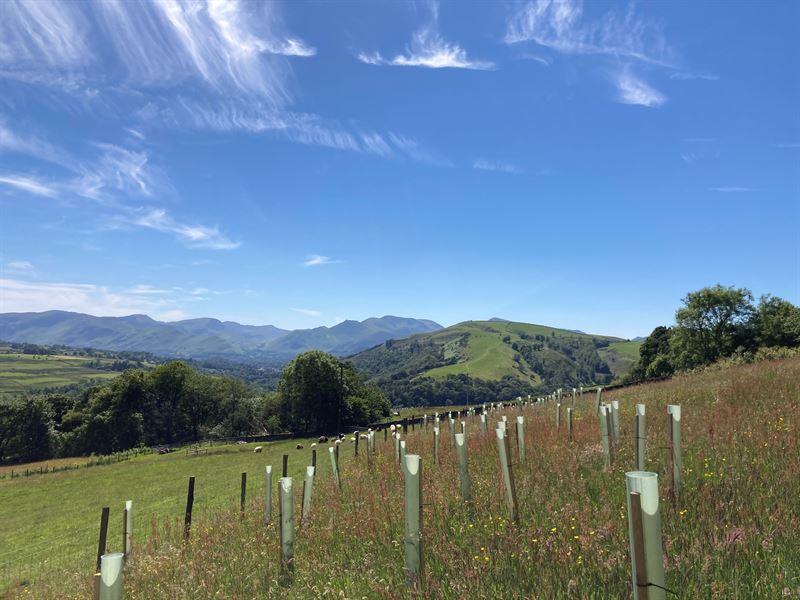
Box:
[0,353,119,395]
[349,320,641,405]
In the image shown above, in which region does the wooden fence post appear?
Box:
[403,454,423,589]
[282,454,289,478]
[96,507,110,572]
[626,472,666,599]
[595,387,602,414]
[354,431,360,457]
[667,405,682,502]
[265,466,273,524]
[556,402,561,428]
[183,476,195,540]
[240,472,247,518]
[635,404,646,471]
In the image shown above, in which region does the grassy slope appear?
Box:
[365,319,625,383]
[12,357,799,598]
[0,437,338,591]
[598,340,643,381]
[0,354,118,395]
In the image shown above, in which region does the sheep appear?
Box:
[318,435,329,443]
[253,446,263,453]
[295,444,304,450]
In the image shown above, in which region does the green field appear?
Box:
[0,436,338,592]
[7,358,798,598]
[0,353,119,395]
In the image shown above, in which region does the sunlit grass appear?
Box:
[8,358,800,598]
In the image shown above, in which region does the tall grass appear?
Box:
[10,358,800,599]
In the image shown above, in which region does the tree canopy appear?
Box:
[628,285,799,383]
[278,350,389,432]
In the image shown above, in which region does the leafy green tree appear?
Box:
[671,285,755,369]
[629,326,673,381]
[14,397,53,462]
[278,351,389,432]
[754,295,800,348]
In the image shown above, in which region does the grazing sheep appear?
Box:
[360,434,368,440]
[253,446,263,453]
[318,435,329,443]
[296,444,304,450]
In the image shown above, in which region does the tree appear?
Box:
[629,326,673,381]
[754,295,800,348]
[671,285,755,369]
[278,351,389,432]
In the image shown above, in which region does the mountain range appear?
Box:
[0,311,442,363]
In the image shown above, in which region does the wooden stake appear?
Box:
[183,476,195,540]
[630,492,649,600]
[96,507,109,572]
[240,472,247,518]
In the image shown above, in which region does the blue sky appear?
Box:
[0,0,797,338]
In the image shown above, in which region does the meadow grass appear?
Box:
[0,436,337,593]
[5,358,800,598]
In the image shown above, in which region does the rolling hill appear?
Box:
[349,320,642,405]
[0,311,442,363]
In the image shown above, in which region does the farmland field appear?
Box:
[0,354,119,395]
[4,358,799,598]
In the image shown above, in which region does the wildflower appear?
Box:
[679,510,687,518]
[550,527,557,533]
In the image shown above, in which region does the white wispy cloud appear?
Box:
[0,174,59,197]
[0,0,90,70]
[357,1,493,70]
[615,71,666,108]
[0,277,188,320]
[709,186,755,193]
[473,159,521,174]
[144,99,449,165]
[1,0,314,107]
[302,254,340,267]
[129,208,241,250]
[291,307,322,317]
[505,0,674,68]
[669,71,719,81]
[126,284,171,295]
[6,260,34,271]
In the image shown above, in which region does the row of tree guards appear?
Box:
[90,387,682,598]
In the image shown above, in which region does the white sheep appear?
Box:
[253,446,263,453]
